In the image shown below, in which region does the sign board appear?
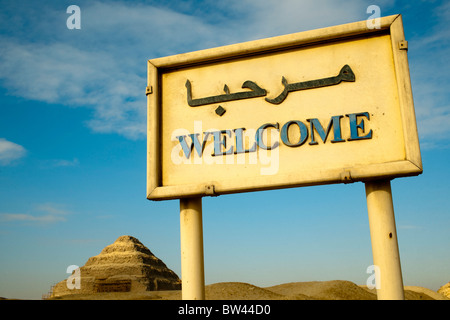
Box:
[147,14,422,201]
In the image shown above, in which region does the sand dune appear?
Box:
[49,280,449,300]
[267,280,375,300]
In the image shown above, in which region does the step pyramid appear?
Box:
[50,235,181,298]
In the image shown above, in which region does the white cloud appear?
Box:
[0,203,70,224]
[0,138,26,166]
[51,158,80,167]
[407,2,450,148]
[0,38,148,139]
[40,158,80,169]
[0,213,65,223]
[234,0,365,38]
[34,203,71,216]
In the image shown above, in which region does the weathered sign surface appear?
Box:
[147,14,422,200]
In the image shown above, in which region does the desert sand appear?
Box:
[48,280,449,300]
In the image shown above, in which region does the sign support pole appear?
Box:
[180,197,205,300]
[365,179,405,300]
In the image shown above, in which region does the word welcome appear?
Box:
[176,111,373,159]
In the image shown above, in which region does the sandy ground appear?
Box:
[46,280,449,300]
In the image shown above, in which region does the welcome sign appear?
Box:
[147,14,422,201]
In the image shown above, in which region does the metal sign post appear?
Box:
[179,197,205,300]
[365,179,405,300]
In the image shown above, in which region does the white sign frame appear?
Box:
[147,14,422,201]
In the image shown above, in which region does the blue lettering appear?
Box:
[347,112,373,140]
[307,115,345,145]
[280,120,308,147]
[177,132,211,159]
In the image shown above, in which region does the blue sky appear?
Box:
[0,0,449,299]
